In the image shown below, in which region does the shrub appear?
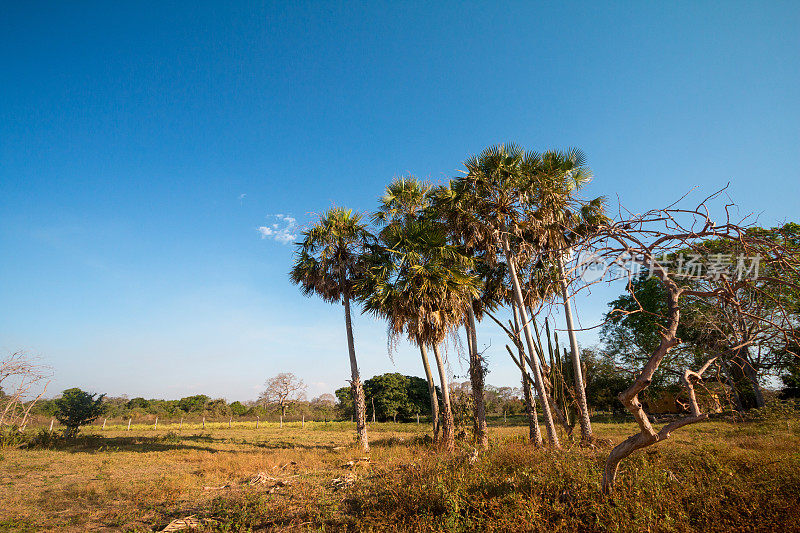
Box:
[54,388,105,438]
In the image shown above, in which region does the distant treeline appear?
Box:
[27,393,340,422]
[20,357,799,426]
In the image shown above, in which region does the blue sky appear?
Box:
[1,1,798,401]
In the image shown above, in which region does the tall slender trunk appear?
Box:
[342,287,369,452]
[467,306,488,450]
[514,306,542,445]
[502,235,560,448]
[432,343,455,452]
[557,254,593,442]
[419,344,440,442]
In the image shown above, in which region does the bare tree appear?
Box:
[0,352,50,431]
[569,191,799,492]
[259,373,307,417]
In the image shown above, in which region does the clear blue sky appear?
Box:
[1,1,798,401]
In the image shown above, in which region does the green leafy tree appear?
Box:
[582,349,632,413]
[601,224,800,410]
[335,386,354,418]
[54,388,105,437]
[178,395,210,413]
[363,373,432,422]
[364,373,409,422]
[206,398,230,416]
[127,397,150,410]
[229,401,247,416]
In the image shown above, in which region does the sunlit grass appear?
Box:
[1,418,798,531]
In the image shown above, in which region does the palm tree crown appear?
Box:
[359,181,480,347]
[290,207,373,303]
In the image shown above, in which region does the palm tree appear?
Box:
[526,148,607,443]
[431,182,500,450]
[290,207,372,452]
[454,143,562,447]
[371,177,441,441]
[359,200,480,452]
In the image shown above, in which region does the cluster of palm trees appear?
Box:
[290,143,606,452]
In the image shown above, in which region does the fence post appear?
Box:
[416,412,419,424]
[102,418,106,430]
[154,417,158,430]
[302,414,305,428]
[228,417,232,429]
[127,418,131,431]
[256,416,259,429]
[49,419,54,432]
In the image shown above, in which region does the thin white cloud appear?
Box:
[257,214,298,244]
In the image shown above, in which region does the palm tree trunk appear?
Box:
[432,343,455,452]
[513,306,542,446]
[343,291,369,452]
[419,344,440,442]
[557,254,593,442]
[502,235,560,448]
[521,368,543,445]
[466,306,488,450]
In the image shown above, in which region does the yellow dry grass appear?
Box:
[1,418,799,531]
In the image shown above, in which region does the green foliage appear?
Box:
[364,373,430,422]
[335,386,354,418]
[601,224,800,410]
[178,395,210,413]
[290,207,374,304]
[54,388,106,438]
[601,274,695,390]
[582,349,631,412]
[742,398,800,421]
[337,374,431,422]
[24,429,61,449]
[126,397,150,410]
[229,401,247,416]
[206,398,231,416]
[781,364,800,399]
[0,427,26,448]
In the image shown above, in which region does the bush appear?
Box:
[54,388,106,438]
[0,427,25,448]
[24,429,61,449]
[742,398,800,421]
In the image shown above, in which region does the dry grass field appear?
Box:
[2,417,800,532]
